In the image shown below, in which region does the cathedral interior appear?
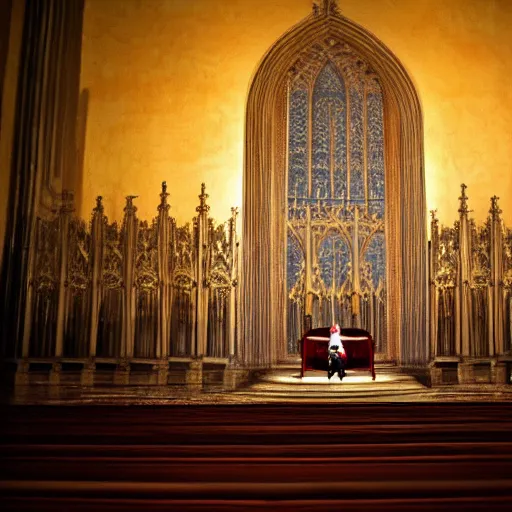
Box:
[1,0,512,510]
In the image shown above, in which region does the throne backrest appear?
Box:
[303,326,373,367]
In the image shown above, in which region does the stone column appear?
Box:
[227,207,239,358]
[490,196,504,356]
[122,196,138,358]
[80,361,95,387]
[223,356,248,391]
[89,197,105,358]
[0,0,85,359]
[114,359,130,386]
[186,357,203,390]
[429,361,443,387]
[157,182,171,359]
[491,360,508,384]
[195,184,210,358]
[429,211,439,359]
[150,361,169,386]
[458,184,471,358]
[15,360,30,386]
[457,362,474,385]
[49,362,62,386]
[55,192,74,358]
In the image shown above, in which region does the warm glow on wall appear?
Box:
[79,0,512,229]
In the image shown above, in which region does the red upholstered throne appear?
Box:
[300,327,376,380]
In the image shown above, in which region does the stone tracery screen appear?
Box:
[286,46,386,354]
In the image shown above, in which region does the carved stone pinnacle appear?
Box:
[158,181,170,212]
[196,183,210,214]
[94,195,104,214]
[124,195,138,214]
[490,195,502,218]
[458,183,469,216]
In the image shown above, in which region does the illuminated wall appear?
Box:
[0,0,24,267]
[79,0,512,227]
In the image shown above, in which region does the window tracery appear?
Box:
[286,38,386,352]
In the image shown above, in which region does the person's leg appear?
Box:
[337,357,346,381]
[328,349,336,380]
[330,356,341,381]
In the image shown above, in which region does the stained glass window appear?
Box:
[286,55,386,350]
[311,63,347,200]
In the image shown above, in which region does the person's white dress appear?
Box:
[329,330,342,350]
[329,327,345,354]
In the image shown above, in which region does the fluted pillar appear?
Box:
[489,196,504,356]
[0,0,84,358]
[157,182,171,359]
[195,184,210,358]
[228,207,239,358]
[458,184,471,357]
[88,196,105,358]
[429,210,439,358]
[54,191,74,357]
[122,196,138,358]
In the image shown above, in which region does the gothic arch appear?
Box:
[241,4,427,367]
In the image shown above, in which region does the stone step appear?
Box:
[2,404,512,511]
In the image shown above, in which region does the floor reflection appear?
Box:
[3,367,512,405]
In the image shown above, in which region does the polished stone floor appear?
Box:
[3,365,512,405]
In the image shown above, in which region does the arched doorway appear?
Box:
[241,2,427,367]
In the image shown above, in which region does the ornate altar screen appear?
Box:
[286,51,386,355]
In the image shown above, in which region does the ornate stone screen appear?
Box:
[286,43,386,354]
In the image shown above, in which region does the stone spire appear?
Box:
[490,195,502,219]
[124,195,138,215]
[458,183,469,216]
[196,183,210,214]
[158,181,170,213]
[430,209,438,229]
[94,195,104,214]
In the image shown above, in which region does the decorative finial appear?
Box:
[196,183,210,214]
[94,195,104,214]
[229,207,239,239]
[124,195,138,214]
[458,183,469,216]
[313,0,340,17]
[490,195,502,219]
[430,210,438,235]
[158,181,170,212]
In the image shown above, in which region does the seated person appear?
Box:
[328,324,347,381]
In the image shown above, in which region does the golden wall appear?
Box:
[79,0,512,227]
[0,0,24,267]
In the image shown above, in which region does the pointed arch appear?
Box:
[241,10,427,366]
[311,62,347,199]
